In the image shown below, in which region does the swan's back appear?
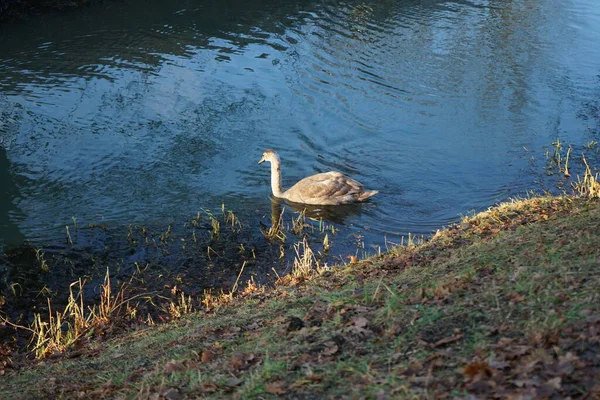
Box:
[283,171,378,205]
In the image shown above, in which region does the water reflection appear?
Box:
[0,146,24,249]
[0,0,599,251]
[270,196,364,225]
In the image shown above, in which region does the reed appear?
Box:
[0,268,132,359]
[291,238,318,279]
[291,210,307,235]
[35,248,49,272]
[262,208,286,242]
[572,154,600,198]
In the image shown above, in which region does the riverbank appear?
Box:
[0,194,598,398]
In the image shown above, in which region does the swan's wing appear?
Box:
[285,172,366,204]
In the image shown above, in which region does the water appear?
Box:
[1,0,599,252]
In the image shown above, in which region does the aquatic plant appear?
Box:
[262,208,286,242]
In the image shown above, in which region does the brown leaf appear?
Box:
[506,292,526,303]
[505,344,532,359]
[351,316,369,329]
[163,360,185,374]
[201,382,218,393]
[463,361,493,378]
[201,350,214,363]
[265,380,287,395]
[433,334,463,348]
[321,341,339,356]
[230,352,246,370]
[230,352,257,371]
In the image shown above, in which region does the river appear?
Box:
[1,0,599,257]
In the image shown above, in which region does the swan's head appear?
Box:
[258,149,280,165]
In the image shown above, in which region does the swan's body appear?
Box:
[258,149,378,205]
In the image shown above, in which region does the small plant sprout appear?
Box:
[230,261,248,297]
[323,233,330,252]
[564,146,572,177]
[191,211,201,227]
[65,225,73,246]
[225,209,242,231]
[263,208,286,242]
[36,286,52,298]
[71,216,77,230]
[291,210,307,235]
[35,248,49,272]
[127,225,136,245]
[166,290,193,319]
[551,138,563,165]
[279,244,285,259]
[159,225,172,243]
[210,216,220,239]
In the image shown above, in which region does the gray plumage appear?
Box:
[258,149,379,205]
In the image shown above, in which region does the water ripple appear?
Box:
[1,0,599,251]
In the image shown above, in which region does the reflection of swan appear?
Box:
[270,196,363,225]
[258,149,378,205]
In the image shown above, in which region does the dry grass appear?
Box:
[262,208,286,242]
[0,196,599,399]
[1,268,130,359]
[291,237,320,279]
[572,154,600,198]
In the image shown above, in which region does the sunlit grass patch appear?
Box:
[0,196,598,399]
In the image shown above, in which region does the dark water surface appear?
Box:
[1,0,599,253]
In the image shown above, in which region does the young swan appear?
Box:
[258,149,378,205]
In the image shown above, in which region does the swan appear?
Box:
[258,149,378,205]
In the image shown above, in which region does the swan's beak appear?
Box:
[258,156,266,164]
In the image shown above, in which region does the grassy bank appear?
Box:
[0,195,599,399]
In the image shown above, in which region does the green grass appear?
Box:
[1,196,599,399]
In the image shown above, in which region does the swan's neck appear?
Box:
[270,159,285,198]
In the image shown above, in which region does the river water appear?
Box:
[1,0,599,253]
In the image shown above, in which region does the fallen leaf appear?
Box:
[201,350,214,363]
[164,360,185,374]
[505,345,532,359]
[201,382,218,393]
[265,380,287,395]
[306,375,324,382]
[463,361,493,378]
[230,352,246,370]
[433,334,463,348]
[321,341,339,356]
[351,316,369,329]
[507,292,526,303]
